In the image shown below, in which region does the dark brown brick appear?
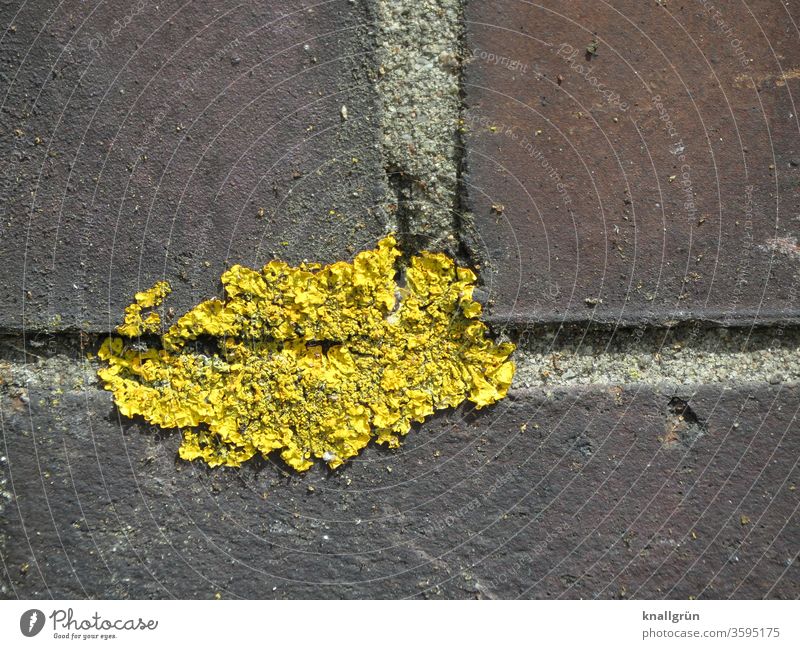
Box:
[0,0,389,332]
[463,0,800,326]
[2,359,796,598]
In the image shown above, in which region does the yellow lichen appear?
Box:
[97,236,515,472]
[115,281,171,337]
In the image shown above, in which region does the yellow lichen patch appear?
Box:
[115,281,171,337]
[97,236,515,472]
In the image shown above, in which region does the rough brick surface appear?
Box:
[2,345,797,598]
[0,0,389,332]
[463,0,800,326]
[1,0,798,602]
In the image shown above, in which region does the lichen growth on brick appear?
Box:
[115,281,171,337]
[97,236,515,472]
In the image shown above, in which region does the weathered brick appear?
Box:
[0,0,389,332]
[463,0,800,326]
[2,349,796,598]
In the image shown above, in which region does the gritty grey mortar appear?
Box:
[3,324,800,399]
[510,324,800,389]
[375,0,464,249]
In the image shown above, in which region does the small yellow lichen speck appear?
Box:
[97,236,515,472]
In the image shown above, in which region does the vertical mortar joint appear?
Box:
[375,0,471,262]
